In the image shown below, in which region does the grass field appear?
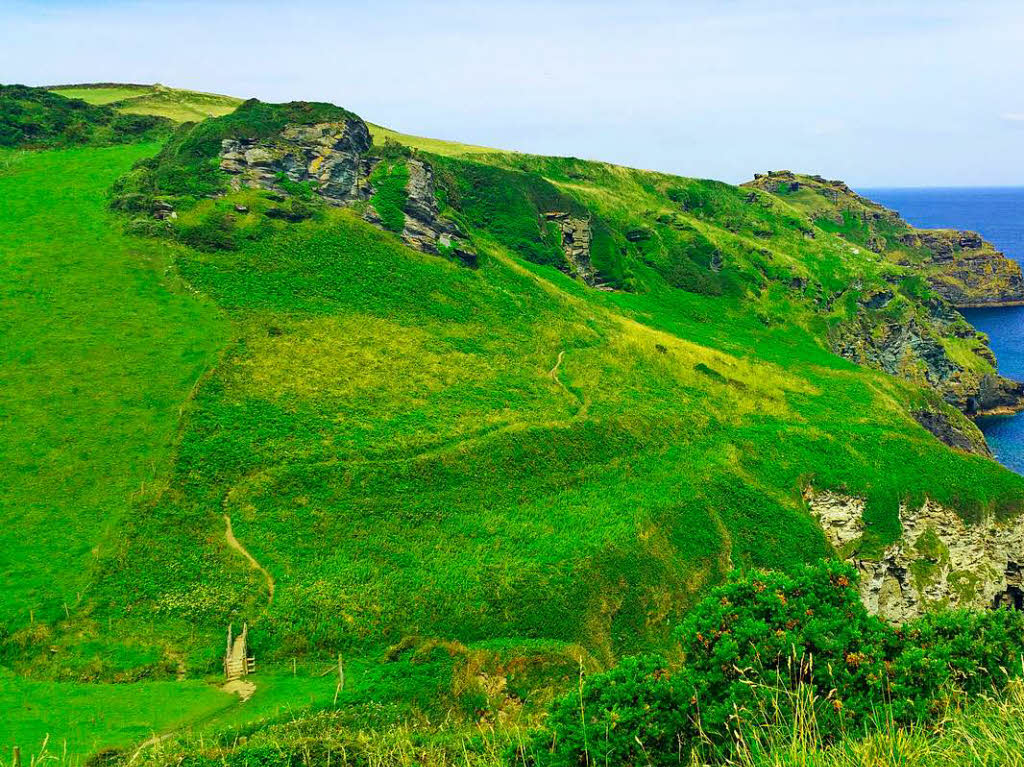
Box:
[0,145,228,651]
[0,672,234,761]
[47,85,152,105]
[369,123,505,157]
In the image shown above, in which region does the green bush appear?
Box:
[534,654,685,767]
[178,210,238,251]
[889,608,1024,720]
[530,563,1024,766]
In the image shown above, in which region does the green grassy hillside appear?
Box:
[48,83,242,123]
[4,92,1024,761]
[0,85,172,148]
[0,142,228,669]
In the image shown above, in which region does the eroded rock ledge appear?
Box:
[808,489,1024,622]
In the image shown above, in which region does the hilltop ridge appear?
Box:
[47,82,243,122]
[0,83,172,147]
[108,100,1024,426]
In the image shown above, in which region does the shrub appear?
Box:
[537,655,686,767]
[529,562,1024,766]
[673,561,895,752]
[0,84,171,149]
[178,210,237,251]
[889,608,1024,720]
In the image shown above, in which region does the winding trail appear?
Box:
[223,514,275,603]
[549,348,589,417]
[549,349,566,383]
[330,348,588,468]
[130,732,174,764]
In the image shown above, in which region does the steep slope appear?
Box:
[0,144,227,671]
[3,98,1018,678]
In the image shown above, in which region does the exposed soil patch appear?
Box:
[223,514,275,603]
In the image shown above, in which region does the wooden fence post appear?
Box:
[333,653,345,705]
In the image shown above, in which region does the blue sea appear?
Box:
[861,187,1024,474]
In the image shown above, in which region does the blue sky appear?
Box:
[3,0,1023,186]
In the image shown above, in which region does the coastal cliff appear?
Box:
[809,489,1024,622]
[744,170,1024,307]
[744,170,1024,431]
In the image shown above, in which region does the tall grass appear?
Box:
[694,680,1024,767]
[28,681,1019,767]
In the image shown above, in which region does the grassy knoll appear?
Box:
[48,84,242,123]
[0,86,171,148]
[0,145,227,659]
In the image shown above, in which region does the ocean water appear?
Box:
[861,187,1024,474]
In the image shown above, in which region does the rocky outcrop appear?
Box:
[833,318,959,397]
[808,489,1024,622]
[971,374,1024,416]
[543,212,600,286]
[831,309,1023,417]
[911,409,990,456]
[220,120,374,203]
[398,159,475,265]
[219,120,474,264]
[743,171,1024,424]
[901,229,1024,307]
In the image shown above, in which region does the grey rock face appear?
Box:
[911,409,990,456]
[543,212,605,287]
[218,120,475,264]
[809,489,1024,622]
[833,307,1023,418]
[219,119,374,204]
[399,159,475,265]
